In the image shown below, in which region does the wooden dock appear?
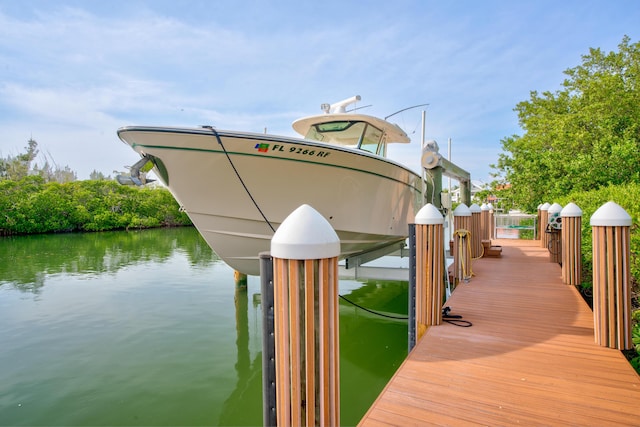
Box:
[358,239,640,426]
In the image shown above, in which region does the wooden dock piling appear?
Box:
[411,203,445,346]
[561,202,582,286]
[452,203,472,283]
[590,201,633,350]
[480,203,492,241]
[265,204,341,427]
[547,202,562,264]
[539,202,550,248]
[234,270,248,289]
[469,203,482,258]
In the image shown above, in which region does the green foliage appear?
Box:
[492,36,640,211]
[89,170,111,180]
[0,177,191,235]
[632,310,640,374]
[633,310,640,352]
[472,187,494,207]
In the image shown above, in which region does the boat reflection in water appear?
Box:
[0,228,407,426]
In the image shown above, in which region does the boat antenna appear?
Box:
[385,103,429,120]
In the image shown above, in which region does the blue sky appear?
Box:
[1,1,639,182]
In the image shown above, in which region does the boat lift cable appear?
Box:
[204,126,276,233]
[338,294,408,320]
[423,168,436,205]
[338,295,472,327]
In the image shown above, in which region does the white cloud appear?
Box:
[0,1,639,181]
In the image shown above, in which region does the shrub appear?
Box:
[0,178,191,234]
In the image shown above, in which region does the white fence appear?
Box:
[494,213,537,239]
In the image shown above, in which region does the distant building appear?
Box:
[488,183,511,212]
[451,180,488,203]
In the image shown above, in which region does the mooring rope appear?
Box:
[454,229,474,280]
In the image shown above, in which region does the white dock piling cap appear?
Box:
[453,203,471,217]
[415,203,444,225]
[560,202,582,218]
[540,202,551,211]
[548,202,562,214]
[590,201,632,227]
[481,203,489,211]
[469,203,481,213]
[271,204,340,259]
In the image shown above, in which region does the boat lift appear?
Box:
[344,112,470,276]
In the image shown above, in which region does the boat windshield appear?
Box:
[305,120,386,155]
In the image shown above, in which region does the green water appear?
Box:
[0,228,408,426]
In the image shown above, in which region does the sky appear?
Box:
[1,1,639,183]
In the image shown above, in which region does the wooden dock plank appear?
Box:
[359,239,640,426]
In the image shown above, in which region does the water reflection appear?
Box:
[218,287,263,426]
[217,278,409,426]
[339,279,408,424]
[0,228,407,426]
[0,227,218,293]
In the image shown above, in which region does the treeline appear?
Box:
[492,36,640,212]
[1,137,79,183]
[0,176,191,235]
[1,137,118,183]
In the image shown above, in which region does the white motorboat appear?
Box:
[117,96,427,275]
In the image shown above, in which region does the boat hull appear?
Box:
[118,126,425,275]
